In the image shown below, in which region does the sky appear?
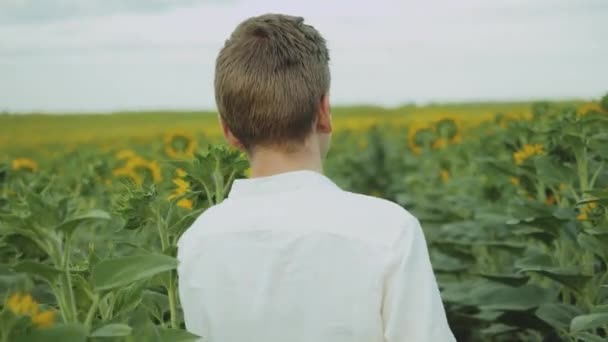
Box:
[0,0,607,113]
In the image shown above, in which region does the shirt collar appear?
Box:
[228,170,340,199]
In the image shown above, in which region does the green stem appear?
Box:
[51,283,69,323]
[212,155,226,204]
[84,294,100,331]
[1,316,17,342]
[577,146,589,194]
[156,211,169,252]
[167,272,179,329]
[59,236,78,323]
[157,209,178,328]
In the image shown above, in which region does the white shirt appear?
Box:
[177,170,455,342]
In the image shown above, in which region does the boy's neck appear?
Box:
[248,146,323,178]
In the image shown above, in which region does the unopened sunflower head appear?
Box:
[440,169,450,183]
[31,309,56,328]
[6,292,39,317]
[577,202,598,221]
[513,144,544,165]
[11,158,39,172]
[177,198,193,209]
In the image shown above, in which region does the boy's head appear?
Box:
[215,14,331,155]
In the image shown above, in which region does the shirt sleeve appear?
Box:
[382,218,456,342]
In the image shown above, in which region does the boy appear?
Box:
[177,13,455,342]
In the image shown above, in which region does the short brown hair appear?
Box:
[214,14,330,150]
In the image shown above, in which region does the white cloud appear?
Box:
[0,0,607,112]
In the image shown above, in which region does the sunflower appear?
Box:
[164,132,196,159]
[176,168,187,177]
[6,292,56,328]
[450,134,462,144]
[177,198,193,209]
[358,138,368,150]
[440,169,450,183]
[31,309,57,328]
[115,149,137,160]
[409,126,435,155]
[577,202,598,221]
[112,166,144,185]
[513,144,544,165]
[432,138,449,150]
[168,178,190,200]
[113,156,162,185]
[578,103,602,116]
[11,158,39,172]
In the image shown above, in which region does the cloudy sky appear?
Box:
[0,0,607,112]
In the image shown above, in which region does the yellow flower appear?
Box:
[116,149,137,160]
[114,156,162,185]
[173,178,189,191]
[7,293,39,317]
[358,139,368,150]
[11,158,39,172]
[32,309,56,328]
[146,161,163,183]
[7,292,22,313]
[450,134,462,144]
[167,178,190,200]
[176,168,187,177]
[432,138,449,150]
[440,169,450,183]
[164,132,196,159]
[509,177,520,186]
[578,103,602,116]
[513,144,544,165]
[577,202,597,221]
[113,167,144,185]
[177,198,193,209]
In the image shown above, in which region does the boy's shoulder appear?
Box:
[335,191,420,234]
[337,190,415,222]
[178,189,421,253]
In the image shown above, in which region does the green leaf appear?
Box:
[157,328,200,342]
[92,254,178,291]
[591,305,608,314]
[573,332,607,342]
[90,323,133,337]
[27,323,88,342]
[571,313,608,333]
[578,233,608,262]
[468,283,554,311]
[13,260,61,284]
[535,303,583,331]
[534,156,572,184]
[56,209,111,236]
[519,266,592,293]
[478,273,530,287]
[553,207,577,220]
[480,323,519,336]
[113,281,147,317]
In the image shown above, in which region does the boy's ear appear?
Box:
[219,116,245,150]
[316,94,332,134]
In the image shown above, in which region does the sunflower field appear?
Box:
[1,97,608,341]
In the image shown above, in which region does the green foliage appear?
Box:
[1,100,607,341]
[601,93,608,112]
